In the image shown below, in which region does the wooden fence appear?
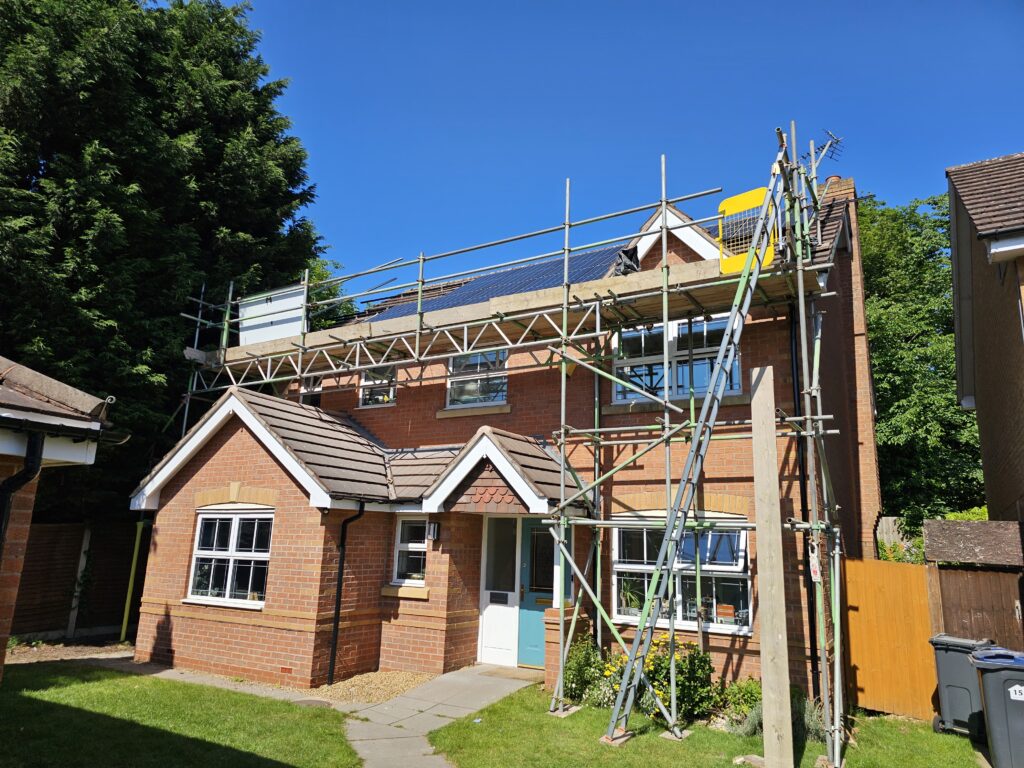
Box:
[936,568,1023,650]
[842,558,936,720]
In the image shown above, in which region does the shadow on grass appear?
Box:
[0,663,295,768]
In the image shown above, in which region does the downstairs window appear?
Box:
[188,509,274,607]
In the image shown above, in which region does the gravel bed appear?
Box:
[309,670,435,704]
[6,640,134,664]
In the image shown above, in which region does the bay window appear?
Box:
[612,523,751,632]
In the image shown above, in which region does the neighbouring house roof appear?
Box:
[0,356,111,426]
[131,388,576,512]
[947,153,1024,238]
[0,356,117,466]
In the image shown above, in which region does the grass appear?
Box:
[429,685,978,768]
[0,662,359,768]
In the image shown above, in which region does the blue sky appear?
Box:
[247,1,1024,288]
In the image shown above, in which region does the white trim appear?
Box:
[634,207,720,264]
[131,393,334,510]
[421,433,549,515]
[182,597,265,611]
[0,429,98,466]
[986,232,1024,264]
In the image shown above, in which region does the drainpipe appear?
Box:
[790,305,820,699]
[327,502,365,685]
[0,432,44,566]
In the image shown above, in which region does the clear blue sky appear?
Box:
[247,1,1024,287]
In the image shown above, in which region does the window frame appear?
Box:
[610,521,752,635]
[611,316,742,404]
[186,508,274,610]
[359,365,397,408]
[445,349,509,409]
[392,515,429,586]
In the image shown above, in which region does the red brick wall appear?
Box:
[135,417,330,688]
[11,523,83,635]
[0,457,40,684]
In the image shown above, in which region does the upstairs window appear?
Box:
[188,509,273,607]
[447,350,508,408]
[360,365,396,407]
[612,317,741,403]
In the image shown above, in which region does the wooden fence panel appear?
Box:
[843,558,935,720]
[938,568,1023,650]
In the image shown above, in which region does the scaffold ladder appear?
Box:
[606,142,789,740]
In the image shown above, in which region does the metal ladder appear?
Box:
[606,142,790,740]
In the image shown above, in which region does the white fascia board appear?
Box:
[130,394,332,511]
[635,208,719,264]
[986,232,1024,264]
[0,429,98,466]
[0,407,104,434]
[421,435,548,515]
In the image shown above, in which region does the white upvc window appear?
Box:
[612,317,741,403]
[187,509,274,608]
[392,516,428,584]
[360,365,396,407]
[446,350,508,408]
[611,523,751,633]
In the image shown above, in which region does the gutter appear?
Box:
[0,414,129,445]
[327,502,365,684]
[0,432,44,566]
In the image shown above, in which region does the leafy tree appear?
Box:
[858,194,984,535]
[0,0,327,517]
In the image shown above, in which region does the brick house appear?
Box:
[130,181,880,690]
[0,357,115,682]
[948,154,1024,521]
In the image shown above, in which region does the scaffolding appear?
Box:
[180,123,848,766]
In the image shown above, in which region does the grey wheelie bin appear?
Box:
[972,648,1024,768]
[929,633,994,740]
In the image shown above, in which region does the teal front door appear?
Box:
[517,519,555,668]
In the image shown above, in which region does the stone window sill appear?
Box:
[381,584,430,600]
[181,597,264,611]
[601,393,750,417]
[435,403,511,419]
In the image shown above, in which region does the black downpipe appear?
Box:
[327,502,365,684]
[790,306,820,699]
[0,432,44,566]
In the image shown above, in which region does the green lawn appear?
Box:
[0,662,359,768]
[429,685,977,768]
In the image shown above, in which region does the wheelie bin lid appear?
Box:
[970,648,1024,670]
[930,633,995,651]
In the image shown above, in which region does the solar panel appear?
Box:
[370,245,623,322]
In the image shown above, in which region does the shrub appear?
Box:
[721,677,762,724]
[563,639,602,702]
[726,684,826,744]
[945,506,988,521]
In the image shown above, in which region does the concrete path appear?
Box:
[343,665,541,768]
[79,654,539,768]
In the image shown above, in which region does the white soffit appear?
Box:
[986,232,1024,264]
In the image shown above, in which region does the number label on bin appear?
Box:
[1010,684,1024,702]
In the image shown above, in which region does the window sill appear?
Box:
[182,597,264,611]
[614,615,753,637]
[436,403,511,419]
[381,584,430,600]
[602,393,749,417]
[356,402,396,410]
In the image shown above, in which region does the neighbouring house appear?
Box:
[948,153,1024,522]
[130,179,880,691]
[0,357,117,681]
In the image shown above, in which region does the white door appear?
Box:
[478,517,520,666]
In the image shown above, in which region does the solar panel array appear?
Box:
[369,245,623,322]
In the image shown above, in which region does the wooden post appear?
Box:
[751,366,794,767]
